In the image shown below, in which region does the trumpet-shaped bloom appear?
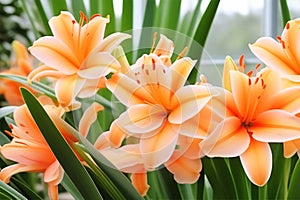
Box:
[106,53,212,169]
[249,18,300,87]
[250,19,300,157]
[0,41,34,105]
[0,96,77,200]
[95,34,211,195]
[97,134,203,196]
[28,11,130,110]
[201,56,300,186]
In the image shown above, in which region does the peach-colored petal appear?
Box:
[281,19,300,73]
[176,136,203,159]
[79,102,104,137]
[100,144,145,173]
[169,85,211,124]
[48,11,77,49]
[79,52,120,79]
[55,75,85,107]
[116,104,166,136]
[284,139,300,158]
[240,139,272,186]
[140,121,178,169]
[29,37,79,74]
[165,152,202,184]
[0,164,45,183]
[44,161,64,185]
[153,34,174,58]
[96,32,131,53]
[131,173,149,197]
[249,37,296,75]
[106,73,156,106]
[47,183,59,200]
[27,67,63,82]
[222,56,238,91]
[169,57,196,91]
[251,110,300,142]
[1,141,55,166]
[271,86,300,114]
[201,117,250,157]
[77,77,106,98]
[98,121,126,148]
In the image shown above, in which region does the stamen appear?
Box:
[176,47,188,60]
[150,32,158,53]
[247,70,253,77]
[90,14,101,21]
[239,54,245,67]
[152,58,156,70]
[255,63,261,72]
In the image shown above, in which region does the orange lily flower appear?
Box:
[0,41,34,105]
[249,19,300,157]
[0,96,77,200]
[28,11,130,110]
[201,56,300,186]
[97,134,203,196]
[106,55,212,169]
[249,18,300,87]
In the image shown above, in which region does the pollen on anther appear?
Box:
[254,77,259,84]
[72,20,76,24]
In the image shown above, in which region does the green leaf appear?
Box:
[50,0,68,16]
[99,0,115,35]
[287,158,300,199]
[20,88,103,200]
[178,184,195,200]
[33,0,52,35]
[10,177,43,200]
[71,0,87,20]
[0,106,17,119]
[0,74,56,98]
[0,131,10,146]
[280,0,291,27]
[61,174,84,200]
[154,0,181,29]
[188,0,220,83]
[121,0,133,31]
[203,175,213,200]
[19,0,40,39]
[0,181,28,200]
[90,0,99,16]
[47,114,143,200]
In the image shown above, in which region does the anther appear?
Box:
[286,22,290,29]
[239,54,245,68]
[248,78,251,85]
[152,58,156,70]
[254,77,259,84]
[247,70,253,77]
[255,63,261,71]
[90,14,101,21]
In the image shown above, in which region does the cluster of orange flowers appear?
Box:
[1,11,300,199]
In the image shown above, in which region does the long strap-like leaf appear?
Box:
[20,88,103,200]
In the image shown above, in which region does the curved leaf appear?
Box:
[20,88,103,200]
